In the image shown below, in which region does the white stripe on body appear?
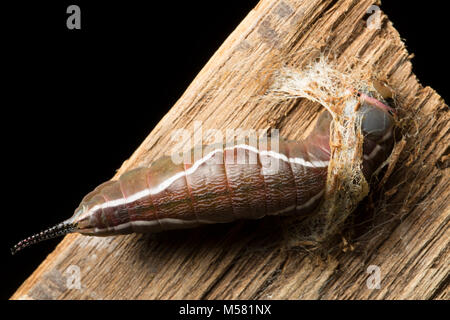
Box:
[83,144,329,231]
[92,217,218,234]
[364,145,382,161]
[266,189,325,216]
[93,189,326,233]
[363,130,392,161]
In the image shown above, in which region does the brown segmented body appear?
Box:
[73,111,332,236]
[11,94,396,254]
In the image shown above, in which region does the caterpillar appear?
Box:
[11,93,395,254]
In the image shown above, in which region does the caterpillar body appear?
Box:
[11,95,395,254]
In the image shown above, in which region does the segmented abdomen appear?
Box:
[11,99,398,255]
[75,128,331,236]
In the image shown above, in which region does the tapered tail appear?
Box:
[11,221,77,255]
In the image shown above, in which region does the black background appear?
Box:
[2,1,449,300]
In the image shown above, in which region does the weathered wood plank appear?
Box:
[11,0,449,300]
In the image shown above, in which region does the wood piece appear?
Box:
[11,0,449,300]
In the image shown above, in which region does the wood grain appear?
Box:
[11,0,449,300]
